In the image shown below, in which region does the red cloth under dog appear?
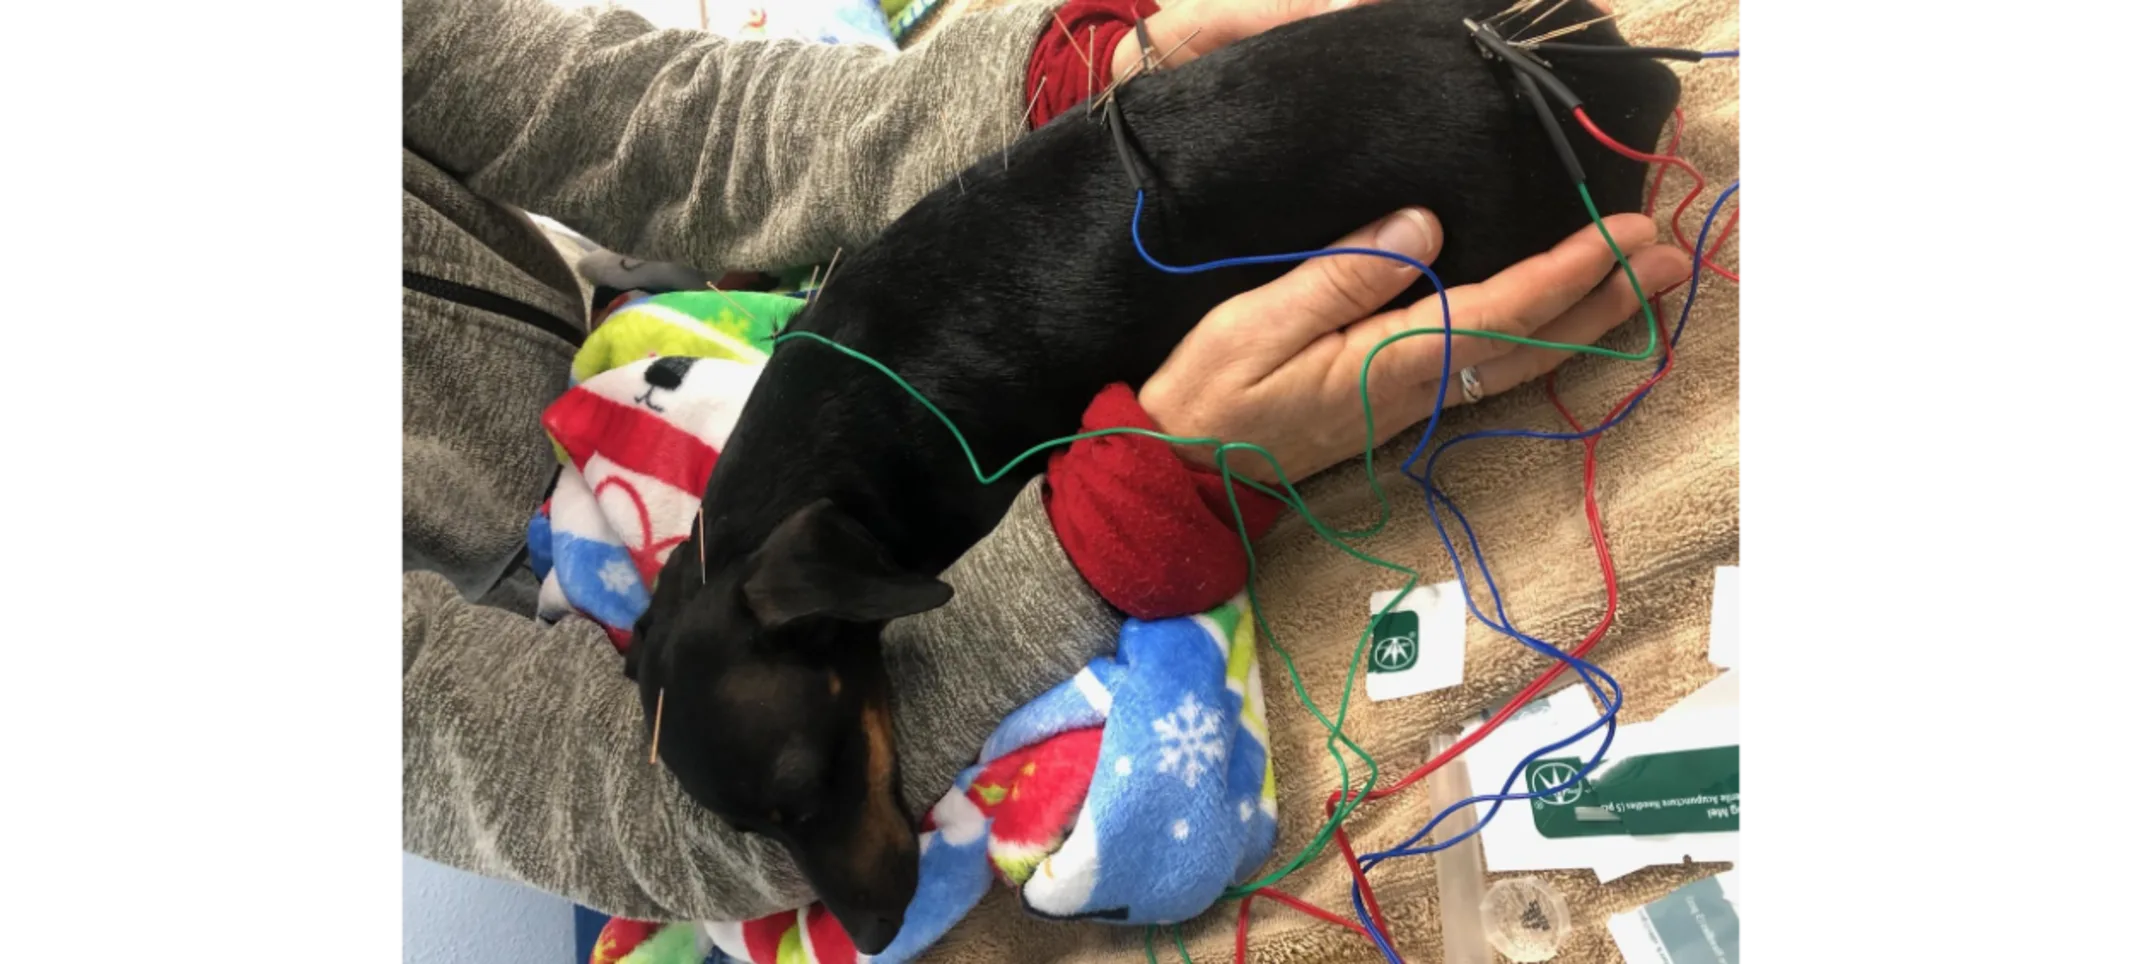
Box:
[1044,384,1282,620]
[1025,0,1161,129]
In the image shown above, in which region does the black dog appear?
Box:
[628,0,1677,951]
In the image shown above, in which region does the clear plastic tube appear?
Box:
[1425,731,1491,964]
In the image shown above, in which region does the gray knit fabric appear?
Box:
[400,0,1119,923]
[403,0,1058,271]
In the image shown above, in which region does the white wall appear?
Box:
[541,0,705,30]
[403,853,577,964]
[620,0,706,29]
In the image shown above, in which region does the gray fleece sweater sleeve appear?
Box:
[404,480,1122,922]
[403,0,1059,272]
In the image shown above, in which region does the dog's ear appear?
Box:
[742,498,953,628]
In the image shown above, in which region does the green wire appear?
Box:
[778,329,1395,856]
[1575,182,1659,359]
[775,184,1655,494]
[1139,923,1198,964]
[766,185,1656,917]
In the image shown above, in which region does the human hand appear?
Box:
[1109,0,1369,83]
[1137,208,1693,483]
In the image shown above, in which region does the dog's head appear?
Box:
[629,498,952,954]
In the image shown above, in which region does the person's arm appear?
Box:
[403,0,1059,272]
[878,479,1126,809]
[404,568,810,922]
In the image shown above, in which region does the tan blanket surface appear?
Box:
[914,1,1739,960]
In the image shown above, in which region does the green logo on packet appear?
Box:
[1370,610,1420,673]
[1525,746,1740,839]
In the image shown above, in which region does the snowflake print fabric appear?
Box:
[1014,596,1279,925]
[1153,692,1225,789]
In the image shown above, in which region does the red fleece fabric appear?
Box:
[1026,0,1160,129]
[1044,384,1283,620]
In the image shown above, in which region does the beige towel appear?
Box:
[914,1,1738,960]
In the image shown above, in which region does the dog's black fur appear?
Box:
[627,0,1676,951]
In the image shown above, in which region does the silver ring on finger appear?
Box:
[1458,365,1484,404]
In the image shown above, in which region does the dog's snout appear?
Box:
[814,820,917,956]
[847,912,904,956]
[779,802,918,956]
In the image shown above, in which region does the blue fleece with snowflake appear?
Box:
[946,599,1282,928]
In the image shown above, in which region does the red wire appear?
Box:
[1646,109,1686,218]
[1573,106,1739,284]
[1235,247,1733,960]
[1231,329,1674,964]
[1325,228,1735,955]
[1706,208,1739,264]
[1259,888,1378,939]
[1642,114,1737,305]
[1336,317,1678,964]
[1235,887,1382,963]
[1230,105,1740,964]
[1628,202,1738,307]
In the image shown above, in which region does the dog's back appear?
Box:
[718,0,1678,574]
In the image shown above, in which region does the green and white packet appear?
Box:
[1365,582,1467,701]
[1525,745,1739,838]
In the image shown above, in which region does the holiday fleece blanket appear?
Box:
[531,291,1279,964]
[525,288,795,647]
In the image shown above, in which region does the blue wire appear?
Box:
[1125,179,1740,964]
[1702,49,1739,59]
[1340,483,1625,964]
[1407,183,1740,636]
[1397,180,1740,493]
[1412,180,1737,489]
[1346,182,1739,963]
[1127,186,1619,964]
[1128,189,1464,463]
[1129,184,1609,959]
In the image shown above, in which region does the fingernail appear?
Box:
[1331,0,1358,9]
[1375,209,1436,273]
